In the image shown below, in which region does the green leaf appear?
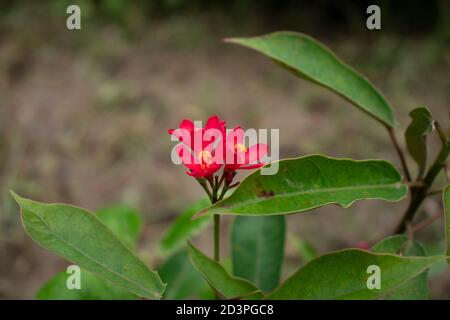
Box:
[405,107,434,178]
[201,155,407,216]
[11,192,166,299]
[372,235,425,255]
[37,269,137,300]
[445,185,450,265]
[37,205,143,300]
[96,205,141,249]
[267,249,444,300]
[187,242,264,300]
[159,198,211,256]
[423,240,448,276]
[159,249,212,299]
[226,32,396,127]
[372,235,429,299]
[231,216,285,292]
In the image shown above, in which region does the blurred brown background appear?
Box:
[0,0,449,299]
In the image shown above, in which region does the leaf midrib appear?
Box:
[222,182,405,211]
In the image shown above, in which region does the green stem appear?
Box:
[213,214,220,261]
[199,171,236,263]
[206,176,221,262]
[435,121,448,145]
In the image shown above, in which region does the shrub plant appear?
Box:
[12,32,450,300]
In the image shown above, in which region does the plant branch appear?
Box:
[405,181,426,188]
[435,121,448,145]
[387,127,411,182]
[411,210,443,234]
[394,140,450,234]
[427,189,443,197]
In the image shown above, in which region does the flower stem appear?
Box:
[197,179,213,202]
[213,214,220,261]
[198,171,236,263]
[207,176,221,262]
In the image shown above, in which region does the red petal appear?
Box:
[239,163,266,170]
[226,126,244,146]
[179,119,194,132]
[205,115,226,131]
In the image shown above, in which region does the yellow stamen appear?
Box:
[198,150,214,169]
[234,143,247,152]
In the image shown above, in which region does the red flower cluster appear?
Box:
[168,115,268,179]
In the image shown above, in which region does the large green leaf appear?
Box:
[36,205,143,300]
[405,107,434,178]
[187,242,264,300]
[267,249,444,300]
[37,270,137,300]
[200,155,407,216]
[96,205,141,249]
[159,249,213,300]
[445,185,450,265]
[231,215,285,292]
[159,198,211,256]
[372,235,429,299]
[11,192,166,299]
[226,32,396,127]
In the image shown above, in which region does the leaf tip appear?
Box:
[222,37,238,43]
[223,37,247,46]
[9,190,23,205]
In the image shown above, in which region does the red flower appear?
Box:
[168,115,226,178]
[224,126,268,171]
[169,116,268,181]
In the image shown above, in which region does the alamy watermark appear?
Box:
[65,4,382,32]
[66,5,81,30]
[169,121,280,175]
[366,5,381,30]
[366,265,381,290]
[66,264,81,290]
